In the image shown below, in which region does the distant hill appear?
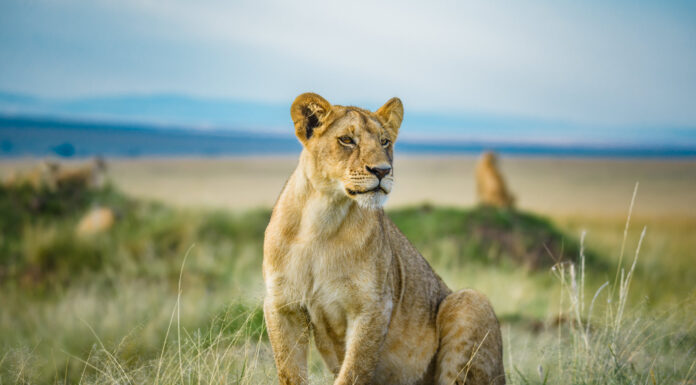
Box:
[0,91,289,131]
[3,91,696,151]
[2,115,695,158]
[0,116,299,157]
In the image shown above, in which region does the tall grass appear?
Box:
[506,185,696,385]
[1,183,695,384]
[7,240,687,384]
[5,234,693,382]
[505,243,696,384]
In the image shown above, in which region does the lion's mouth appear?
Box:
[346,186,388,196]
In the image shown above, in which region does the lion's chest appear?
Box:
[276,239,370,313]
[270,235,382,359]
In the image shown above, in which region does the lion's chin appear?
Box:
[350,190,389,209]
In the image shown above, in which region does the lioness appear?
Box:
[475,152,515,208]
[263,93,505,385]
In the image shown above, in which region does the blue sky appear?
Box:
[1,0,695,145]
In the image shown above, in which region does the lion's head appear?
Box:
[290,92,403,209]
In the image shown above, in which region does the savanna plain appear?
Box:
[1,155,695,384]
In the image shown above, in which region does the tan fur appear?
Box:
[475,152,515,208]
[76,207,115,236]
[263,93,505,385]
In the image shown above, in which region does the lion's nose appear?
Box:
[366,165,391,180]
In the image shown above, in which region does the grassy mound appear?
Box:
[0,181,597,290]
[390,204,603,270]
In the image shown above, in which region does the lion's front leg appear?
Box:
[334,307,390,385]
[264,297,311,385]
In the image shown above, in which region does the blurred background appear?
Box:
[1,1,695,384]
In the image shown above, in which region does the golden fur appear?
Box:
[475,152,515,208]
[76,207,115,236]
[263,93,505,385]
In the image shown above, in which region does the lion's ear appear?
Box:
[376,97,403,137]
[290,93,333,143]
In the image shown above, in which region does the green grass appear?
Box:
[0,183,695,384]
[390,204,605,270]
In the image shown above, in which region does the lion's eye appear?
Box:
[381,138,391,147]
[338,136,355,145]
